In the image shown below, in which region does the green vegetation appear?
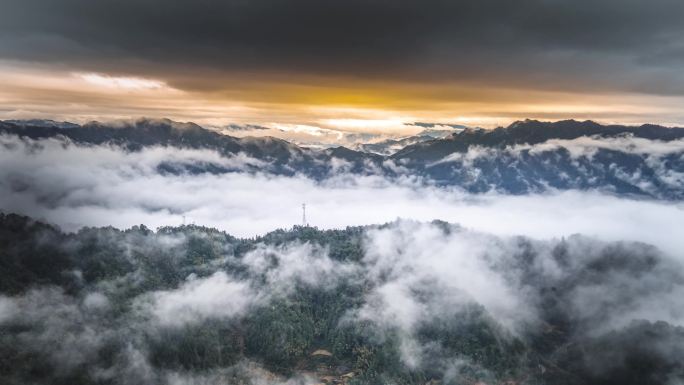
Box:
[0,212,682,385]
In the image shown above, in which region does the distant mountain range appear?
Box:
[395,119,684,160]
[2,118,684,199]
[351,128,457,155]
[4,119,81,129]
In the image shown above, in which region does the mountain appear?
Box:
[416,128,463,138]
[0,118,385,178]
[351,135,436,155]
[4,119,80,129]
[2,212,684,385]
[2,118,684,199]
[351,128,459,156]
[394,119,684,161]
[391,120,684,198]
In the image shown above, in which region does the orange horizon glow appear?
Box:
[2,62,684,137]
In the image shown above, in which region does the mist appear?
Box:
[0,134,682,257]
[2,214,684,384]
[2,131,684,383]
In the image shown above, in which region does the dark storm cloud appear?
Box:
[1,0,684,94]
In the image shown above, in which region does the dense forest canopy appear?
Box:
[1,212,683,385]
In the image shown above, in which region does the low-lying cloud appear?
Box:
[148,272,254,327]
[1,134,683,257]
[0,133,684,253]
[1,129,684,383]
[2,216,684,383]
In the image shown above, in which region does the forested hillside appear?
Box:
[1,212,683,385]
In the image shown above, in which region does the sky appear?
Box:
[1,0,684,137]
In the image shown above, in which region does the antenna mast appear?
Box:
[302,203,307,226]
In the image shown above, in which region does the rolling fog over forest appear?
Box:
[0,119,683,385]
[2,0,684,383]
[3,213,684,385]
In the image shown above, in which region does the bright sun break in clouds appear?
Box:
[320,118,408,132]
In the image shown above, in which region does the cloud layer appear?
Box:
[1,134,683,256]
[3,1,684,129]
[1,0,684,97]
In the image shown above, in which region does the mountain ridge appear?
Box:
[393,119,684,161]
[2,117,683,199]
[4,117,683,157]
